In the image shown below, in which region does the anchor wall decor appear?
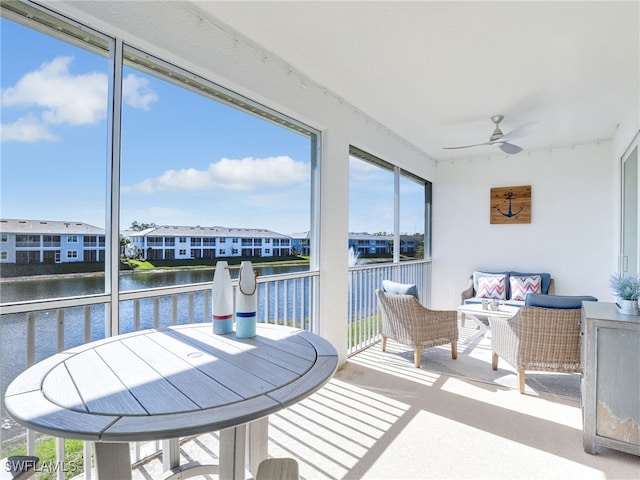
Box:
[490,185,531,224]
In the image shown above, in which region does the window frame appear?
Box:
[1,0,322,334]
[349,145,430,262]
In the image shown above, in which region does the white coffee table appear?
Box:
[457,303,520,344]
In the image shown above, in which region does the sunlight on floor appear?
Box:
[349,345,445,387]
[438,376,583,430]
[131,336,637,480]
[268,379,411,479]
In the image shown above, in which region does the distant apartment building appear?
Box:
[399,235,422,256]
[126,225,292,261]
[291,231,421,257]
[348,233,394,255]
[0,219,106,264]
[0,219,415,266]
[289,231,311,256]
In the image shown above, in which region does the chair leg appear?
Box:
[451,341,457,359]
[381,336,387,352]
[414,348,421,368]
[518,370,526,394]
[492,352,499,370]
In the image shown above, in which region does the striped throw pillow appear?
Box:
[476,275,507,300]
[510,275,542,301]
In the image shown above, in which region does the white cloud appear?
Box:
[1,113,58,142]
[123,74,158,110]
[2,56,157,142]
[123,156,309,194]
[2,56,108,126]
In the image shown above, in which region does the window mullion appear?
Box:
[106,37,124,337]
[393,166,400,264]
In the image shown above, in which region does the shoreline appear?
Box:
[0,260,311,283]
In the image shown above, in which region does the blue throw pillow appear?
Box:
[382,280,419,299]
[525,293,597,309]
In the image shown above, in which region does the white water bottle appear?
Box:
[212,260,233,334]
[235,261,258,338]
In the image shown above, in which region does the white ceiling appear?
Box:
[195,1,639,161]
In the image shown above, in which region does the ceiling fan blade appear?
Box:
[499,142,523,154]
[499,122,539,143]
[443,141,492,150]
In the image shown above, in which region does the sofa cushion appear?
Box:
[473,271,509,293]
[510,275,542,301]
[382,280,419,299]
[510,271,552,295]
[476,274,507,300]
[525,293,598,309]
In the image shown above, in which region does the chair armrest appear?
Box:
[460,276,474,305]
[1,456,39,480]
[414,305,458,340]
[489,315,520,367]
[547,278,555,295]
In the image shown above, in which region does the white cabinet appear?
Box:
[581,302,640,456]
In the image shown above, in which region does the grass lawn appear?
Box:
[4,437,84,480]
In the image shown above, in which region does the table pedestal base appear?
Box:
[94,443,132,480]
[93,417,269,480]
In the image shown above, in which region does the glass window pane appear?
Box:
[0,17,108,301]
[119,50,313,290]
[349,155,394,263]
[399,173,425,260]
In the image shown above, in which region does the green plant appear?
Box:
[4,437,84,480]
[609,273,640,300]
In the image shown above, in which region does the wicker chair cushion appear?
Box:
[525,293,597,309]
[382,280,418,299]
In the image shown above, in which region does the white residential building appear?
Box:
[0,219,105,264]
[126,225,292,261]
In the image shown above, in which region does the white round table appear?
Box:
[5,323,338,479]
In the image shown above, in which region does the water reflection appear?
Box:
[0,264,308,303]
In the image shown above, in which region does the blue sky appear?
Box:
[1,16,423,236]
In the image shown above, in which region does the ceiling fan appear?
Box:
[443,115,538,155]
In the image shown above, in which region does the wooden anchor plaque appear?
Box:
[490,185,531,224]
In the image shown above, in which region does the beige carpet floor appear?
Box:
[376,319,582,401]
[131,321,639,479]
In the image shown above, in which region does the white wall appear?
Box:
[431,140,617,309]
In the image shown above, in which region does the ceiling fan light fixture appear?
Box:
[489,114,505,141]
[442,114,537,155]
[490,127,503,142]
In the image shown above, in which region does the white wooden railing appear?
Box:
[348,259,432,354]
[0,260,430,478]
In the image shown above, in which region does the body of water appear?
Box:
[0,264,311,420]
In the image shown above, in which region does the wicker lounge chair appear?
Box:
[490,297,589,394]
[376,289,458,368]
